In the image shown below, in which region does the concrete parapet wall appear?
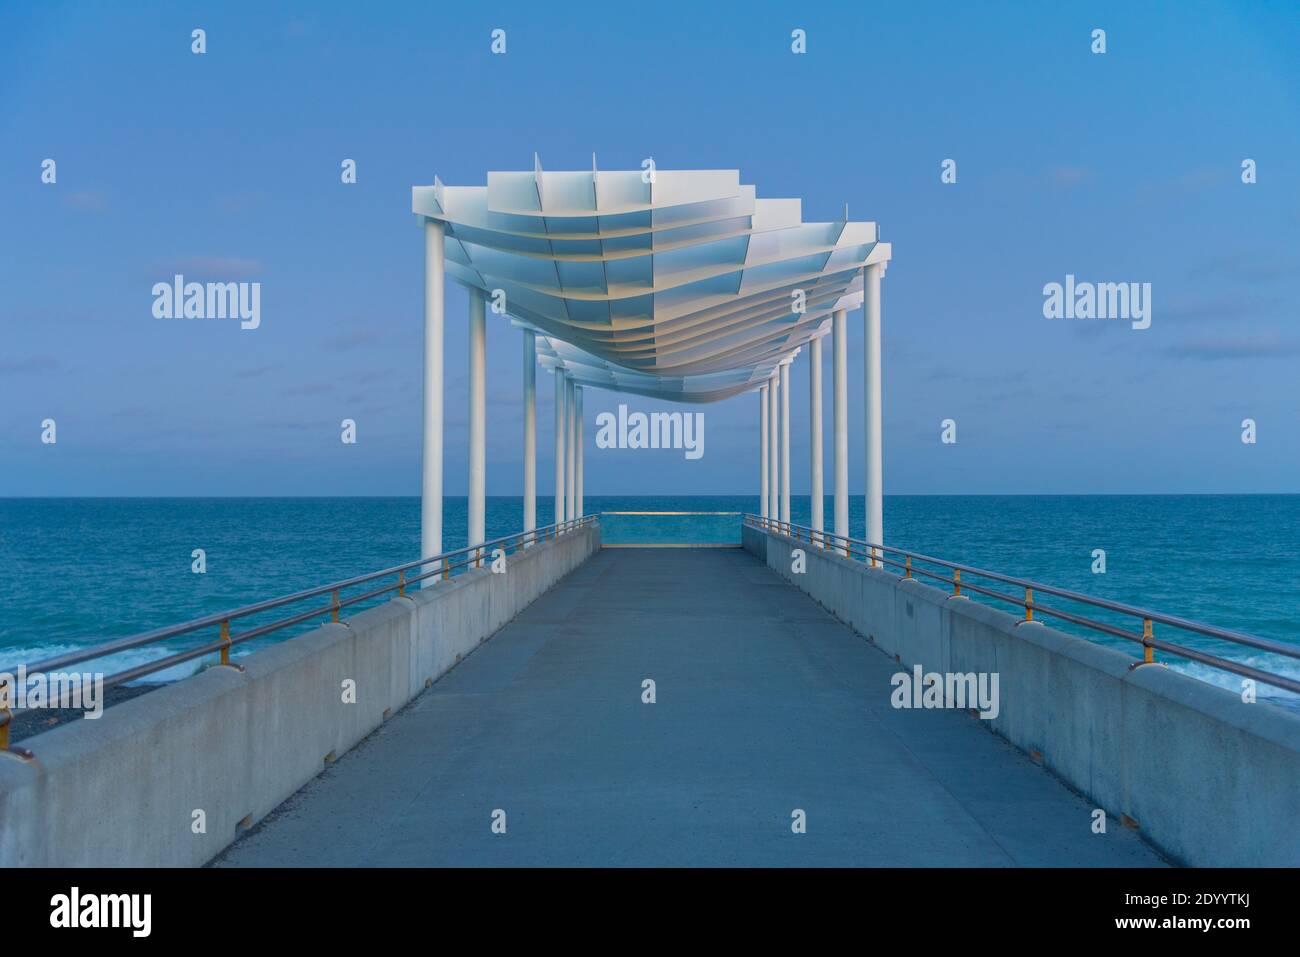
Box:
[744,523,1300,866]
[0,526,600,867]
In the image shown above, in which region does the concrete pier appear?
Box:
[215,547,1161,867]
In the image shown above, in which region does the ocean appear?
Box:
[2,495,1297,708]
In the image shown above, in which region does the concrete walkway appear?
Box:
[215,547,1165,867]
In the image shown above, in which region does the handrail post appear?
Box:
[398,569,406,598]
[219,618,231,665]
[330,589,340,623]
[1142,618,1154,663]
[952,569,962,598]
[904,555,912,579]
[0,678,10,751]
[1024,586,1033,623]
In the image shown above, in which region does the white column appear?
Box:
[420,218,445,585]
[565,377,576,523]
[779,362,790,525]
[467,288,486,565]
[554,372,566,526]
[522,330,536,542]
[575,386,584,518]
[759,385,769,518]
[832,307,848,549]
[864,264,884,560]
[767,376,779,520]
[809,336,824,542]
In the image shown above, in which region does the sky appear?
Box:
[1,0,1298,496]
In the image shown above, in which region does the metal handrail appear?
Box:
[744,514,1300,695]
[0,516,599,735]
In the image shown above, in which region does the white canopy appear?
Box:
[413,157,891,402]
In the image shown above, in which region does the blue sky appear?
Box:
[2,0,1298,496]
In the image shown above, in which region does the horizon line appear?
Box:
[3,492,1299,501]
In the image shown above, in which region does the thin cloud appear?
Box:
[1193,253,1297,284]
[258,418,325,432]
[0,355,59,375]
[1165,334,1300,360]
[280,382,335,397]
[322,329,387,351]
[234,363,283,379]
[62,191,108,213]
[1170,167,1224,192]
[354,403,396,417]
[1162,296,1280,323]
[1045,166,1092,188]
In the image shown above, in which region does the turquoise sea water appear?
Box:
[1,495,1297,707]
